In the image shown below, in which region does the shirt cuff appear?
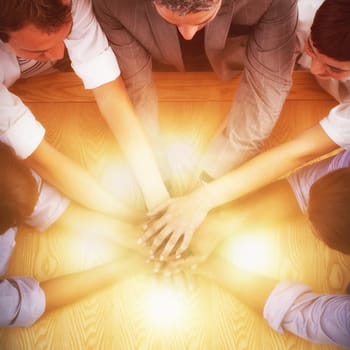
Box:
[319,104,350,149]
[263,281,311,333]
[0,112,45,159]
[2,277,46,327]
[72,47,120,89]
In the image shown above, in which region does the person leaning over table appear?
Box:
[166,148,350,349]
[0,142,150,327]
[195,251,350,349]
[92,0,298,176]
[140,0,350,262]
[0,0,169,219]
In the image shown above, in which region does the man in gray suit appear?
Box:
[93,0,297,177]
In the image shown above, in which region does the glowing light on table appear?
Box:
[226,232,276,273]
[166,141,197,176]
[144,282,188,328]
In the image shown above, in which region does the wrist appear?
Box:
[195,180,215,212]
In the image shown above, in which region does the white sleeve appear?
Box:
[25,173,70,231]
[0,85,45,159]
[65,0,120,89]
[264,282,350,349]
[0,228,17,276]
[287,149,350,213]
[0,277,46,327]
[320,103,350,149]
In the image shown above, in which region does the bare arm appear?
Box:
[198,256,350,348]
[198,255,277,314]
[142,124,338,259]
[203,124,338,208]
[41,255,147,314]
[92,78,169,210]
[26,138,139,221]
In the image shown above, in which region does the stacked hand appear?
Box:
[138,188,212,262]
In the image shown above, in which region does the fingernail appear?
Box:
[176,254,181,259]
[142,224,147,230]
[160,255,165,261]
[137,238,143,245]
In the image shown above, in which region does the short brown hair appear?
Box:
[0,0,72,42]
[0,143,39,233]
[152,0,220,15]
[311,0,350,61]
[308,167,350,255]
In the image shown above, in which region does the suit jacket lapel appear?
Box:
[145,2,184,70]
[205,0,236,51]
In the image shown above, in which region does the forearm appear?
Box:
[93,78,169,209]
[200,256,277,314]
[58,203,147,255]
[190,179,300,259]
[41,256,146,313]
[27,140,136,219]
[198,126,338,211]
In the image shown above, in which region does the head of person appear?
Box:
[0,143,39,234]
[152,0,221,40]
[0,0,72,61]
[307,167,350,255]
[306,0,350,80]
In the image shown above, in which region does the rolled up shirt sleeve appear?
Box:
[65,0,120,89]
[0,86,45,159]
[264,281,350,349]
[0,277,46,327]
[287,149,350,213]
[319,103,350,149]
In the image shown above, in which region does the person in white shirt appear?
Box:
[0,0,169,216]
[176,149,350,349]
[196,253,350,349]
[141,0,350,261]
[0,142,148,327]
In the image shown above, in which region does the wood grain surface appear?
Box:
[1,71,349,350]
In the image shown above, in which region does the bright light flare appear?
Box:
[225,231,277,273]
[144,282,188,328]
[166,141,197,176]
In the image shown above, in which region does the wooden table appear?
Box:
[1,71,348,350]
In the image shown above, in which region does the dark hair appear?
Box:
[152,0,220,15]
[311,0,350,61]
[307,167,350,255]
[0,143,39,233]
[0,0,72,42]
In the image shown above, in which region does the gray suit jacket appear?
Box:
[93,0,297,168]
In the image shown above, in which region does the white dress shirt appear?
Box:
[0,172,69,327]
[0,0,120,159]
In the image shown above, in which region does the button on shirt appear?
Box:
[0,0,120,159]
[0,172,69,327]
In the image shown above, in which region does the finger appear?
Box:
[175,229,195,258]
[183,269,195,292]
[138,217,167,245]
[150,226,176,259]
[159,230,184,261]
[153,260,163,273]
